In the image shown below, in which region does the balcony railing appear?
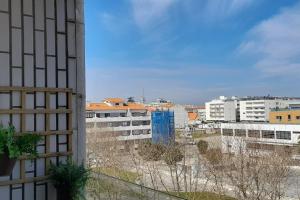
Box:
[87,172,186,200]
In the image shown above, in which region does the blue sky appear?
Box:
[85,0,300,104]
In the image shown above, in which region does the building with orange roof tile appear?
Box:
[188,112,198,121]
[86,98,151,151]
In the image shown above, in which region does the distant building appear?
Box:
[239,97,290,122]
[147,100,188,129]
[186,105,206,123]
[221,123,300,155]
[170,105,189,129]
[288,101,300,109]
[270,108,300,124]
[86,98,152,150]
[188,112,198,125]
[151,111,175,145]
[205,96,239,122]
[197,106,206,122]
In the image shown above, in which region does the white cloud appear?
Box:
[181,0,256,22]
[239,2,300,76]
[130,0,176,29]
[99,12,132,34]
[228,0,254,13]
[205,0,254,17]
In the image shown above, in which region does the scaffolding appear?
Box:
[151,111,175,145]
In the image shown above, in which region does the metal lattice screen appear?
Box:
[0,86,73,187]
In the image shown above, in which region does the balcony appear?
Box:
[86,116,151,122]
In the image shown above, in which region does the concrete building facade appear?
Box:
[197,106,206,122]
[288,101,300,109]
[269,109,300,124]
[86,98,152,147]
[0,0,85,199]
[221,123,300,155]
[170,104,189,129]
[239,98,289,122]
[205,96,239,122]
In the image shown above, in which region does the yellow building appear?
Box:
[269,109,300,124]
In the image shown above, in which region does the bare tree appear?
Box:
[221,137,291,200]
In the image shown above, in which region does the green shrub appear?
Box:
[163,145,183,166]
[138,141,166,161]
[197,140,208,154]
[0,125,41,159]
[49,161,90,200]
[205,148,223,165]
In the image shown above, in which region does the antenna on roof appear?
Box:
[141,88,146,104]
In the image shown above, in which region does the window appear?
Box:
[288,115,291,121]
[119,131,130,136]
[296,116,300,120]
[122,121,130,126]
[96,122,108,128]
[132,130,142,135]
[142,121,150,125]
[110,121,130,127]
[142,129,151,134]
[86,112,95,118]
[222,129,233,136]
[235,129,246,137]
[132,121,141,126]
[276,116,282,121]
[248,130,260,138]
[105,113,110,117]
[262,130,275,139]
[132,121,150,126]
[276,131,291,140]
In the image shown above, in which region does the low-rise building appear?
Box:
[86,98,152,150]
[221,123,300,155]
[205,96,239,122]
[188,112,199,125]
[270,109,300,124]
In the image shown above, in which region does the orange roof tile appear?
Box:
[104,98,125,103]
[86,102,146,111]
[188,112,198,121]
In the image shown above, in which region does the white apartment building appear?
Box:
[221,123,300,155]
[240,98,289,122]
[197,106,206,122]
[86,98,152,143]
[205,96,239,122]
[288,100,300,109]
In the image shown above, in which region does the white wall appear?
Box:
[205,98,238,122]
[171,105,188,129]
[0,0,85,199]
[240,99,289,122]
[221,123,300,154]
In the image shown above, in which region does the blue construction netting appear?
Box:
[151,110,175,145]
